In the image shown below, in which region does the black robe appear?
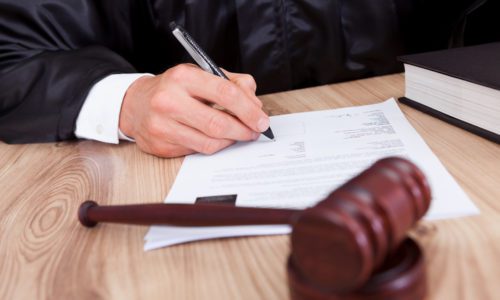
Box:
[0,0,497,143]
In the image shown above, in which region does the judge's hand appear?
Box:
[119,64,269,157]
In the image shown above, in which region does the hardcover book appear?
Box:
[399,43,500,143]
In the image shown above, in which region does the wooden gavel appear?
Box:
[79,157,431,299]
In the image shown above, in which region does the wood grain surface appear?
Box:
[1,74,499,300]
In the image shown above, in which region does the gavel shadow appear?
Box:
[79,157,430,300]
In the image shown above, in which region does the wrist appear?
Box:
[119,75,155,138]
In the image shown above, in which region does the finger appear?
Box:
[175,64,258,97]
[187,65,262,107]
[232,73,257,93]
[135,135,196,158]
[172,67,270,133]
[227,76,263,108]
[162,119,236,155]
[171,96,259,141]
[151,143,195,158]
[221,69,261,105]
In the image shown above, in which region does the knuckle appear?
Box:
[257,99,263,108]
[149,142,175,158]
[242,74,257,90]
[200,139,221,155]
[151,92,178,114]
[254,97,263,108]
[167,64,191,82]
[217,81,239,102]
[145,119,165,137]
[150,93,166,111]
[137,134,185,158]
[158,144,177,157]
[206,114,227,137]
[147,142,164,157]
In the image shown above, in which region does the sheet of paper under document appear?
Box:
[144,98,479,250]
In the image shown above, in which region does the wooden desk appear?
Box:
[1,74,499,300]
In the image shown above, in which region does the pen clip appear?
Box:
[170,22,227,78]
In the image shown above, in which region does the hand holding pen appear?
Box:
[118,23,274,158]
[170,22,275,141]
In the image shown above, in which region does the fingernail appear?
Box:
[252,132,260,140]
[257,117,270,132]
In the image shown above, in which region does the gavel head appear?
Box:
[289,157,431,294]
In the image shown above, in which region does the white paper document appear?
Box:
[144,98,479,250]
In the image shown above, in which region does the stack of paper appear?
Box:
[144,99,479,251]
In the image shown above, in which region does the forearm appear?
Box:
[0,0,146,143]
[0,47,137,143]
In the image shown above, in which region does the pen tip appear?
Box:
[261,127,275,141]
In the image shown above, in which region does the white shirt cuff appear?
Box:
[118,128,135,142]
[75,73,152,144]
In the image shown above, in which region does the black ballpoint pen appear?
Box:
[169,22,275,141]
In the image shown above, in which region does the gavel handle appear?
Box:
[78,200,299,228]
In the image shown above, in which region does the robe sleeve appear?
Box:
[0,0,143,143]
